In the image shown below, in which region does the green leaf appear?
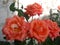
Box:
[23,13,29,21]
[21,5,23,9]
[27,38,34,45]
[41,37,55,45]
[18,9,24,16]
[9,2,29,21]
[9,2,23,12]
[14,40,26,45]
[3,37,6,39]
[54,37,60,45]
[49,9,60,27]
[9,2,16,12]
[0,41,10,45]
[18,9,29,21]
[27,38,37,45]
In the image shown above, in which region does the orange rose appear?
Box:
[29,19,49,42]
[2,15,29,41]
[58,5,60,10]
[44,19,60,40]
[25,3,43,16]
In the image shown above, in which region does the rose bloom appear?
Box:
[58,5,60,10]
[29,19,49,42]
[25,3,43,16]
[44,19,60,40]
[2,15,29,41]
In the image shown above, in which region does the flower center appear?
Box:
[11,24,21,32]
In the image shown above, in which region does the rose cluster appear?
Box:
[2,15,60,42]
[2,3,60,43]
